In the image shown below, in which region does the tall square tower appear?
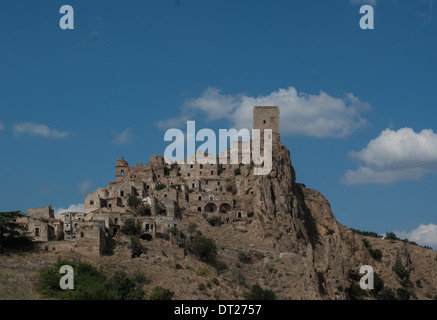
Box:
[253,106,280,142]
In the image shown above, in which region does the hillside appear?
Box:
[1,141,436,300]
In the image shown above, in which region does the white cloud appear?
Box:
[54,203,84,219]
[342,128,437,185]
[111,128,134,145]
[78,178,93,194]
[395,223,437,249]
[0,122,5,131]
[158,86,370,138]
[13,122,70,139]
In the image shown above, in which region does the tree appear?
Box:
[190,234,217,264]
[385,232,399,241]
[127,194,142,207]
[130,236,144,258]
[122,218,141,236]
[149,286,174,300]
[155,183,166,191]
[104,271,144,300]
[378,287,396,300]
[244,284,276,300]
[392,263,410,281]
[0,211,30,254]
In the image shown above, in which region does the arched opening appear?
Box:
[141,233,153,241]
[113,228,118,236]
[219,203,232,213]
[204,203,217,213]
[121,170,124,176]
[237,212,242,218]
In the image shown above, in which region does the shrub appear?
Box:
[38,260,144,300]
[149,286,174,300]
[198,283,206,291]
[234,168,241,175]
[369,248,383,261]
[143,203,151,216]
[373,272,384,295]
[392,263,410,280]
[396,287,410,300]
[206,214,221,226]
[187,222,198,234]
[238,251,252,264]
[122,218,141,236]
[378,287,396,300]
[104,271,144,300]
[127,194,142,207]
[130,236,144,258]
[213,260,228,275]
[326,229,335,236]
[244,284,276,300]
[350,228,380,238]
[385,232,400,241]
[164,166,171,176]
[190,234,217,264]
[155,183,167,191]
[346,283,367,300]
[196,268,213,277]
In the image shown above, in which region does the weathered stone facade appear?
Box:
[22,106,280,257]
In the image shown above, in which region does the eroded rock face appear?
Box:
[225,141,437,299]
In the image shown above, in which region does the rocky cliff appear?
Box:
[1,141,436,300]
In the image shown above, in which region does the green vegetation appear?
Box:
[385,232,400,241]
[187,222,198,234]
[326,229,335,236]
[206,214,221,226]
[369,248,383,261]
[143,203,151,216]
[127,194,142,207]
[190,233,217,263]
[148,286,174,300]
[188,233,227,273]
[392,263,410,281]
[396,287,411,300]
[155,183,167,191]
[350,228,380,238]
[0,211,32,254]
[38,260,144,300]
[121,218,141,236]
[234,168,241,175]
[346,283,367,299]
[130,236,144,258]
[361,239,383,261]
[244,284,276,300]
[164,166,171,176]
[378,287,396,300]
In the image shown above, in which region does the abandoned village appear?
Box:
[17,107,280,257]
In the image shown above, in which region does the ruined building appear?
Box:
[22,106,280,256]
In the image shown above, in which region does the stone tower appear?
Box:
[115,157,129,181]
[253,106,280,142]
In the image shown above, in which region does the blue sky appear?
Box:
[1,0,436,246]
